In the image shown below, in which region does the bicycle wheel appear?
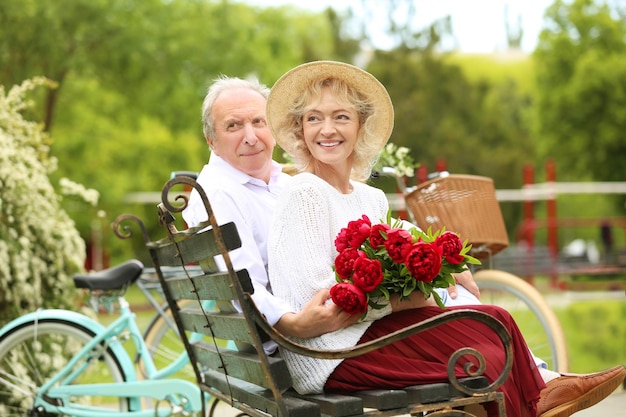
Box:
[142,300,239,414]
[141,300,197,382]
[473,269,569,373]
[0,318,129,415]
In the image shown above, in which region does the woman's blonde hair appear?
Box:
[276,77,382,182]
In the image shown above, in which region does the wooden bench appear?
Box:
[119,175,514,417]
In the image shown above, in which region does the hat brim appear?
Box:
[267,61,394,154]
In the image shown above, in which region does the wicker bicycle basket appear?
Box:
[405,174,509,259]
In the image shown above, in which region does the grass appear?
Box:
[526,275,625,373]
[553,298,625,374]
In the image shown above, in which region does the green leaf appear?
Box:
[403,278,417,296]
[432,291,446,309]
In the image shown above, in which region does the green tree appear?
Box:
[358,4,536,236]
[534,0,626,182]
[336,0,535,189]
[0,0,343,265]
[0,78,89,324]
[0,0,338,133]
[368,49,535,237]
[368,49,534,187]
[0,0,168,131]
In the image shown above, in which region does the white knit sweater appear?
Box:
[268,173,393,394]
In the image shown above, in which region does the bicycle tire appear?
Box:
[141,300,197,382]
[0,318,129,414]
[473,269,569,373]
[142,300,240,413]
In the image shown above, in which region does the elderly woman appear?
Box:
[266,60,625,417]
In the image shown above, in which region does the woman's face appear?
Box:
[302,86,359,169]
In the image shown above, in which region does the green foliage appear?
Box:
[0,78,85,324]
[0,0,341,267]
[446,52,537,96]
[534,0,626,182]
[50,77,209,264]
[368,50,535,189]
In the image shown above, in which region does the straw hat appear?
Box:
[267,60,394,154]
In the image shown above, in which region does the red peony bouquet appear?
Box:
[330,212,480,316]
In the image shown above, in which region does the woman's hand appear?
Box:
[274,289,359,338]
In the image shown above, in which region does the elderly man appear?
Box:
[182,75,358,339]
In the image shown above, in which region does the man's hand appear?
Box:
[274,289,359,338]
[447,269,480,300]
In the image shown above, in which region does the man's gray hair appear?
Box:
[201,75,270,140]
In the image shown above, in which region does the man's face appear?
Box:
[209,87,275,181]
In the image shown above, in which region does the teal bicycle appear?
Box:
[0,219,210,416]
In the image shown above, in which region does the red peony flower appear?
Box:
[334,248,360,280]
[352,255,384,292]
[436,231,465,265]
[330,282,368,315]
[405,241,443,283]
[383,228,413,263]
[334,215,372,252]
[369,223,391,249]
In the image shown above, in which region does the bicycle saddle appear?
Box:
[73,259,144,291]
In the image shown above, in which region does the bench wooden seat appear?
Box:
[117,175,513,417]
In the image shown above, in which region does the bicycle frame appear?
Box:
[136,271,180,333]
[0,295,205,416]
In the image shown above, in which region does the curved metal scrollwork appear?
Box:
[158,175,220,240]
[446,313,513,396]
[111,213,150,245]
[449,347,487,379]
[160,175,212,218]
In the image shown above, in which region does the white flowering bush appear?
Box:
[374,142,419,178]
[0,77,90,323]
[59,177,100,207]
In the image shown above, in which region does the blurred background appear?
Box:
[1,0,624,373]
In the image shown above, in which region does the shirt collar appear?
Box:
[208,152,283,188]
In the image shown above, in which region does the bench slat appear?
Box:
[202,369,320,417]
[356,389,407,410]
[403,377,488,404]
[289,392,363,417]
[152,221,241,267]
[192,342,292,391]
[164,269,253,301]
[178,309,253,342]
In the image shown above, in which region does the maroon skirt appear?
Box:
[325,305,545,417]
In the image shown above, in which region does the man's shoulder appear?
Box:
[194,162,245,192]
[183,165,244,225]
